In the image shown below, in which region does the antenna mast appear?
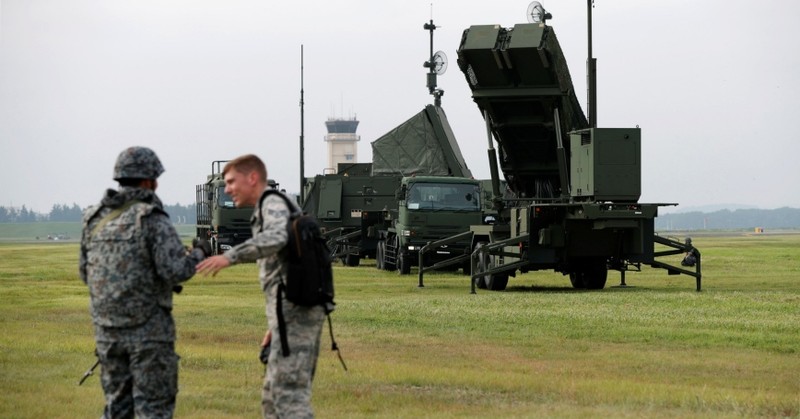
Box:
[587,0,597,128]
[423,13,447,107]
[299,45,305,205]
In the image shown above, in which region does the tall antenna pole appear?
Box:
[587,0,597,128]
[299,45,305,205]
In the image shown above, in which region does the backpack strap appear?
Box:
[257,189,301,231]
[277,284,348,370]
[89,200,142,239]
[276,283,291,357]
[327,313,348,371]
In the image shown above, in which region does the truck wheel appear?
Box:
[376,241,385,270]
[398,252,411,275]
[345,253,361,267]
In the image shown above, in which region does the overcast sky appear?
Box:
[2,0,799,214]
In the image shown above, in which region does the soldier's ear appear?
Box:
[247,170,260,186]
[138,179,157,191]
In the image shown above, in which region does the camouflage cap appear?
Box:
[113,146,165,180]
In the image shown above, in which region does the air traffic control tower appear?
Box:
[324,116,360,174]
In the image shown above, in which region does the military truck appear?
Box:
[302,105,484,274]
[196,160,279,255]
[302,164,400,267]
[447,3,701,291]
[377,175,482,274]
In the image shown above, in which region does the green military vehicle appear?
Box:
[302,105,484,274]
[196,160,279,255]
[447,3,701,291]
[302,163,399,267]
[377,175,482,275]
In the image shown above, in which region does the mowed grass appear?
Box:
[1,233,798,418]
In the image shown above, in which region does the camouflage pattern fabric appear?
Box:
[224,191,326,418]
[96,340,178,419]
[80,186,203,417]
[261,283,325,419]
[113,146,165,180]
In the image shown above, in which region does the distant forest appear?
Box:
[656,207,800,230]
[0,203,196,224]
[2,204,799,231]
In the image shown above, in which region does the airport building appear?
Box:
[324,116,359,174]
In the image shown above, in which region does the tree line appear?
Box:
[0,204,197,224]
[3,203,799,230]
[655,207,800,230]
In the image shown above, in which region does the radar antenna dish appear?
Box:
[526,1,551,24]
[432,51,448,75]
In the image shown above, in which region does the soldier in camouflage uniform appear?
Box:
[80,146,211,419]
[196,154,326,419]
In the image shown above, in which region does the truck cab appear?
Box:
[378,176,482,274]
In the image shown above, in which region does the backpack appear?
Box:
[258,189,346,370]
[260,189,335,310]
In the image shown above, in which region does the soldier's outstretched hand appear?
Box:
[196,255,231,276]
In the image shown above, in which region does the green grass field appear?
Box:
[1,231,798,418]
[0,222,85,242]
[0,222,196,242]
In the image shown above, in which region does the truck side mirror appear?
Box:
[396,185,407,201]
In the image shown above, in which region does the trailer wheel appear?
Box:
[569,259,608,289]
[569,272,585,289]
[487,273,509,290]
[475,242,509,291]
[475,243,489,289]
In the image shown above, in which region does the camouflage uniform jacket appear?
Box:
[80,186,204,342]
[223,190,292,291]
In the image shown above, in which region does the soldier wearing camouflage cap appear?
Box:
[80,146,212,418]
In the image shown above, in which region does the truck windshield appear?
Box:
[407,183,480,211]
[217,186,236,208]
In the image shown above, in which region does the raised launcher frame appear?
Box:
[449,21,701,291]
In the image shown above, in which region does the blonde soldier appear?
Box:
[80,146,212,418]
[196,154,326,419]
